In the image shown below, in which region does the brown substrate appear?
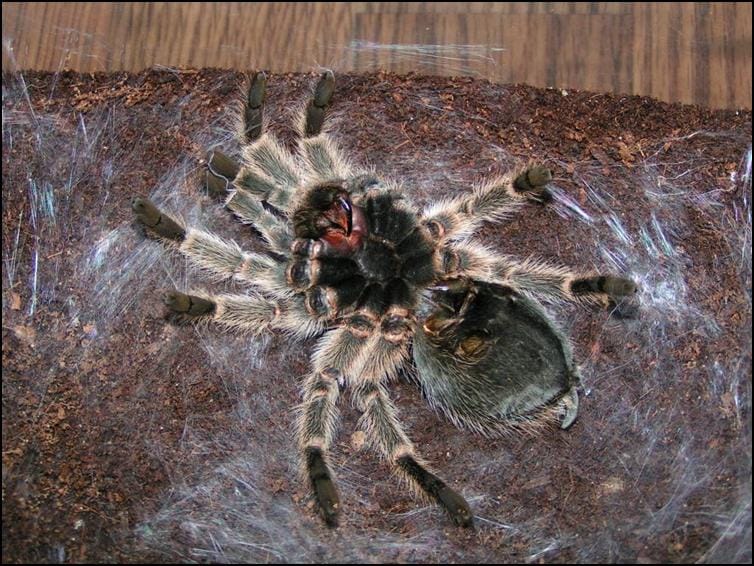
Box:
[2,69,751,563]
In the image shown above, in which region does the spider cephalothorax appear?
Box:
[288,180,437,324]
[132,70,638,528]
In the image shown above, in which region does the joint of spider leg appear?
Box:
[423,217,449,241]
[163,290,216,317]
[389,443,416,463]
[354,381,382,410]
[300,436,327,452]
[457,201,472,214]
[292,238,343,260]
[380,307,415,344]
[344,310,378,339]
[235,251,264,280]
[570,275,638,303]
[441,248,462,275]
[205,150,240,198]
[360,184,386,204]
[321,367,346,391]
[305,286,339,318]
[271,301,283,322]
[344,174,380,196]
[131,197,186,242]
[320,367,341,381]
[304,369,339,401]
[243,71,267,142]
[291,238,314,257]
[287,259,320,291]
[206,149,240,180]
[304,71,335,138]
[234,168,276,202]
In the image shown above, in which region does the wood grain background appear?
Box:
[2,2,751,109]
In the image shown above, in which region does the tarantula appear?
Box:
[132,71,638,528]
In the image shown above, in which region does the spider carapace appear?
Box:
[290,180,436,321]
[132,70,638,528]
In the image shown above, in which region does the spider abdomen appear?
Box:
[414,280,580,433]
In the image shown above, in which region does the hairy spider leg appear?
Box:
[439,241,638,313]
[234,70,341,212]
[421,164,553,242]
[132,198,292,298]
[294,71,358,184]
[300,320,474,528]
[206,71,351,256]
[296,328,361,527]
[354,379,474,528]
[161,290,325,338]
[349,332,474,528]
[243,70,267,142]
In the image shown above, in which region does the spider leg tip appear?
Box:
[131,196,147,211]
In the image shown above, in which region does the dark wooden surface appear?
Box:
[2,2,751,109]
